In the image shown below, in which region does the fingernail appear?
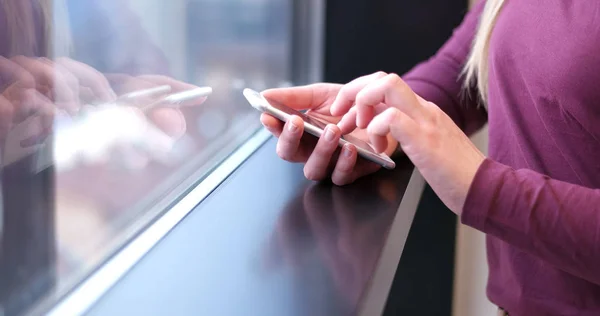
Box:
[343,145,353,157]
[325,126,336,142]
[288,121,298,133]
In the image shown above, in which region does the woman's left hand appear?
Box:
[332,72,486,214]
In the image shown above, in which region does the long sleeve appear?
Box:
[403,1,488,136]
[463,158,600,285]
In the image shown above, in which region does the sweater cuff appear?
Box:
[461,158,512,231]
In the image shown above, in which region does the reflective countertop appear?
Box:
[83,137,424,316]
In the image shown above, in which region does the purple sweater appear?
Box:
[403,1,600,315]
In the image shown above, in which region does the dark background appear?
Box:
[323,0,470,315]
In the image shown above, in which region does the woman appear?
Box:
[261,0,600,315]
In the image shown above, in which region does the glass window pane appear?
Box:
[0,0,293,313]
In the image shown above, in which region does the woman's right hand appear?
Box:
[261,75,399,186]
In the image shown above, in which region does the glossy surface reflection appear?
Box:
[271,181,401,310]
[0,0,292,314]
[88,139,416,316]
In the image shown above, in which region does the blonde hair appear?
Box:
[1,0,72,57]
[462,0,505,106]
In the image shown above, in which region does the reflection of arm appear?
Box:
[67,0,170,75]
[402,1,487,136]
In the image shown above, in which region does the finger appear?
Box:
[329,71,388,116]
[104,73,154,95]
[274,194,308,268]
[330,185,360,253]
[260,113,284,138]
[20,116,53,147]
[17,92,56,147]
[337,107,358,135]
[137,75,206,107]
[304,124,341,181]
[12,56,80,113]
[367,107,419,152]
[0,95,14,138]
[13,89,55,126]
[356,102,375,129]
[262,83,341,111]
[148,108,187,139]
[331,144,359,186]
[38,57,81,111]
[302,183,347,270]
[0,57,35,90]
[370,132,389,154]
[79,87,97,103]
[276,115,304,162]
[107,74,158,99]
[355,73,428,124]
[56,57,116,101]
[332,183,379,300]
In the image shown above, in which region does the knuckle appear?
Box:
[315,138,337,154]
[381,107,398,124]
[276,145,292,161]
[338,84,354,100]
[388,107,401,121]
[332,176,345,186]
[336,160,354,174]
[355,89,369,105]
[366,121,378,135]
[429,108,442,123]
[304,167,321,181]
[333,175,352,186]
[422,123,437,140]
[66,75,79,89]
[386,73,402,82]
[313,145,334,158]
[387,74,409,92]
[22,89,37,103]
[20,72,35,87]
[0,96,14,118]
[374,71,388,78]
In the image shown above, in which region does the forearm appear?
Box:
[463,159,600,284]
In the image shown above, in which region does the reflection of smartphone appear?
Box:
[243,88,395,169]
[118,86,213,111]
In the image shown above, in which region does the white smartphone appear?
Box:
[243,88,396,169]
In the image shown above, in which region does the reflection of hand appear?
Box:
[270,182,394,306]
[261,81,397,186]
[52,73,209,171]
[107,74,207,139]
[304,184,382,304]
[7,56,116,110]
[0,56,116,146]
